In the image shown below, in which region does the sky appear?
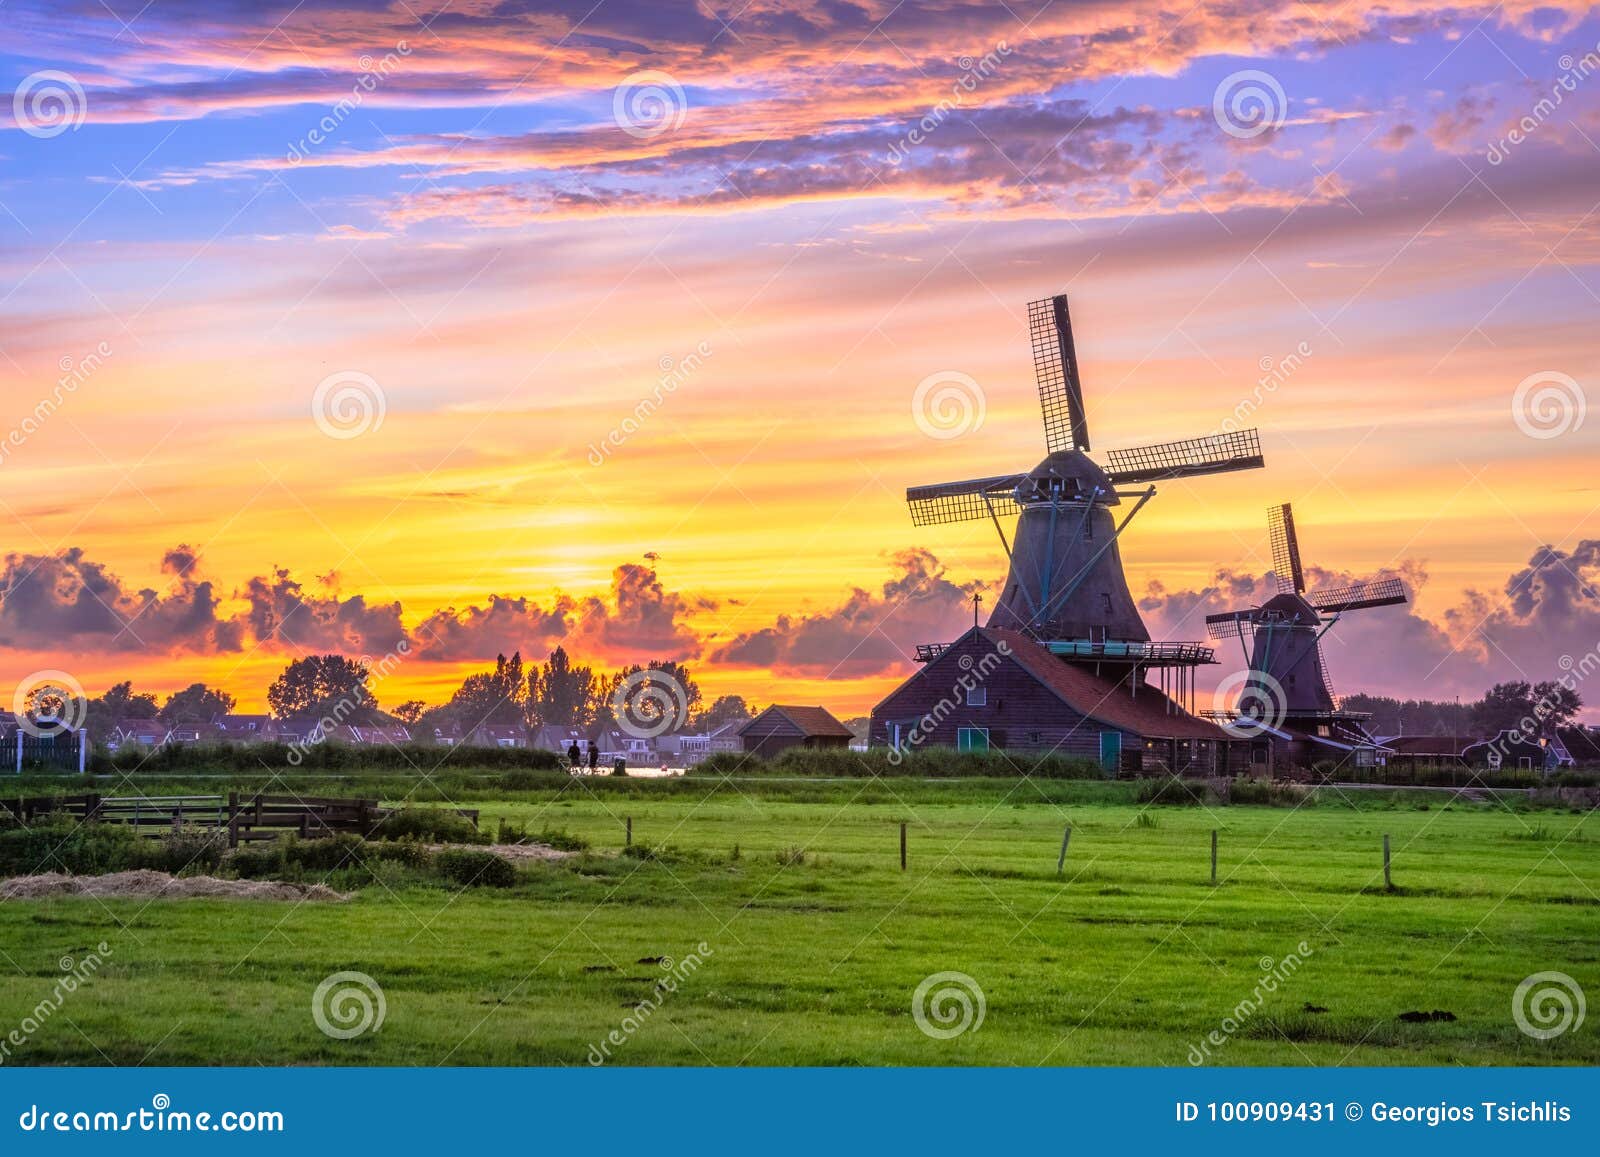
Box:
[1,0,1599,720]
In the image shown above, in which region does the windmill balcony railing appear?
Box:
[914,639,1215,664]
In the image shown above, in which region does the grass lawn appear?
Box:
[1,776,1596,1066]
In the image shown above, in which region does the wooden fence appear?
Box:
[1,792,479,847]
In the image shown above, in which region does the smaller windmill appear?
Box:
[1205,503,1406,764]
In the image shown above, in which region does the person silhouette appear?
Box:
[588,745,600,772]
[567,741,580,769]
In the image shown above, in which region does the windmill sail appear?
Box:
[1306,577,1407,613]
[1103,428,1264,485]
[1269,502,1305,594]
[1204,611,1257,640]
[906,473,1026,526]
[1030,295,1089,453]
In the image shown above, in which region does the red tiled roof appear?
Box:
[742,705,853,738]
[981,628,1233,741]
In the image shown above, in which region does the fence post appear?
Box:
[227,792,239,849]
[626,816,633,847]
[1211,829,1218,884]
[14,732,20,774]
[1057,826,1071,875]
[900,821,907,871]
[1383,834,1392,890]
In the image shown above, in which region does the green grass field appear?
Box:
[1,775,1596,1066]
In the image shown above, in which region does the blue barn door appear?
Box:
[1098,731,1122,775]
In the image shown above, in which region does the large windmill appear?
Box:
[907,294,1265,697]
[1204,502,1407,759]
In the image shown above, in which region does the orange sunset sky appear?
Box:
[2,0,1598,718]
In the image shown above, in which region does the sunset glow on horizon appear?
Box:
[3,0,1599,719]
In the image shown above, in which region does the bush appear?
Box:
[282,834,366,871]
[1227,778,1310,807]
[775,845,807,866]
[374,808,487,845]
[139,826,227,874]
[1135,776,1215,806]
[434,849,516,888]
[690,747,1102,780]
[87,740,564,776]
[0,821,141,876]
[229,844,285,879]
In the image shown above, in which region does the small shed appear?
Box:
[739,705,853,758]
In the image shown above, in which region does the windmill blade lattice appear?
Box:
[1103,429,1264,485]
[1268,502,1305,594]
[1030,296,1089,453]
[907,474,1027,526]
[1306,577,1407,613]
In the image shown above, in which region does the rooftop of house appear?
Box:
[979,627,1232,741]
[741,704,854,738]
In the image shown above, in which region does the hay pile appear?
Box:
[428,841,575,862]
[0,870,347,902]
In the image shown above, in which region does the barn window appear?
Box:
[957,727,989,752]
[966,687,986,707]
[1084,518,1094,541]
[1100,592,1113,614]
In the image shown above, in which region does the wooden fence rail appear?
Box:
[2,793,479,848]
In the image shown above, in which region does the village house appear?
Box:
[869,627,1245,775]
[739,705,853,758]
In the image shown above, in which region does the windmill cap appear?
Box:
[1258,591,1320,621]
[1020,450,1119,505]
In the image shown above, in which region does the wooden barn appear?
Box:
[738,705,853,757]
[869,627,1246,775]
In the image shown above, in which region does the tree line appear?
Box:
[72,646,760,741]
[1342,679,1584,737]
